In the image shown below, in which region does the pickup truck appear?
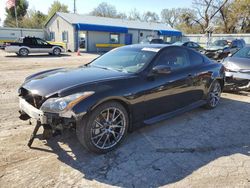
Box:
[5,36,65,56]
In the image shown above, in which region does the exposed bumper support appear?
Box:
[224,71,250,91]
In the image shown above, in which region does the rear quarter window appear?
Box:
[189,50,204,66]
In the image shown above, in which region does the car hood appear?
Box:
[204,45,225,51]
[223,57,250,70]
[21,66,129,97]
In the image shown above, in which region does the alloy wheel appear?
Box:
[91,107,126,149]
[209,82,221,107]
[53,48,61,55]
[20,48,28,56]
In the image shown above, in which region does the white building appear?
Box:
[45,12,182,52]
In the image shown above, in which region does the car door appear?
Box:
[35,38,53,53]
[23,38,37,52]
[143,47,198,120]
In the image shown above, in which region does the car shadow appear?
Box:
[31,97,250,187]
[5,54,71,58]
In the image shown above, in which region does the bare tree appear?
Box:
[192,0,229,32]
[161,8,180,27]
[142,11,159,22]
[128,9,142,21]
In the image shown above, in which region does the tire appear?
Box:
[204,80,222,109]
[16,52,20,56]
[19,48,29,57]
[76,101,129,154]
[53,48,61,56]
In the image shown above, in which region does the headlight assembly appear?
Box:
[40,91,95,114]
[217,50,223,53]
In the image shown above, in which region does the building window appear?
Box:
[50,32,55,41]
[62,31,68,42]
[57,20,60,30]
[110,33,119,44]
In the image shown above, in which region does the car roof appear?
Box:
[121,44,169,50]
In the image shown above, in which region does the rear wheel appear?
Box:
[76,102,129,154]
[205,80,222,109]
[19,48,29,57]
[53,48,61,56]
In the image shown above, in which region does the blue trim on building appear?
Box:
[75,23,128,33]
[158,30,182,36]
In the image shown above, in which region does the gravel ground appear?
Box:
[0,50,249,188]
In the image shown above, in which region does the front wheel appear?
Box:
[205,80,222,109]
[76,102,129,154]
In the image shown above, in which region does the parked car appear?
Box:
[140,38,170,45]
[5,36,65,56]
[222,46,250,91]
[18,44,225,153]
[204,39,246,60]
[173,41,204,52]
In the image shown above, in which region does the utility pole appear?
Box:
[73,0,76,14]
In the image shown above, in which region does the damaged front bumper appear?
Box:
[19,97,77,126]
[224,71,250,91]
[19,97,86,147]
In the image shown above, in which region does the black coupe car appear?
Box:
[18,44,225,153]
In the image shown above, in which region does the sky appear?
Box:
[0,0,193,25]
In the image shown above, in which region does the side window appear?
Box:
[110,33,119,44]
[50,32,55,41]
[192,42,199,48]
[231,41,237,48]
[186,42,193,47]
[154,48,190,71]
[31,38,37,45]
[23,38,32,45]
[189,50,204,66]
[36,39,48,45]
[62,31,68,42]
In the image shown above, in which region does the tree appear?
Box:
[142,11,159,22]
[216,0,250,33]
[47,1,69,20]
[192,0,229,32]
[161,8,180,28]
[89,2,127,19]
[21,10,47,28]
[90,2,117,18]
[4,0,29,27]
[128,9,142,21]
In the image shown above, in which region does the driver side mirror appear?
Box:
[152,65,172,75]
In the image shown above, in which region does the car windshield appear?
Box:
[233,47,250,59]
[173,42,184,46]
[212,40,228,47]
[90,47,158,73]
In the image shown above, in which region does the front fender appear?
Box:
[205,65,225,95]
[72,94,130,116]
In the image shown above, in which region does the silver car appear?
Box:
[222,46,250,91]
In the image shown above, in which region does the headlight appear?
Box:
[225,63,240,72]
[217,50,223,53]
[40,91,95,113]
